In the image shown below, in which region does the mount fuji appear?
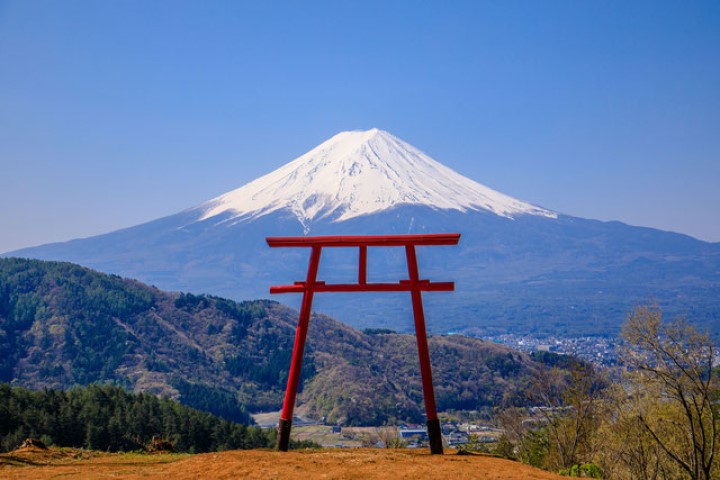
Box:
[196,128,555,230]
[6,129,720,335]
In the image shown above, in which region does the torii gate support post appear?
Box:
[276,245,321,451]
[267,234,460,454]
[405,244,443,454]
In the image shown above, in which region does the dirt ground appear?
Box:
[0,445,565,479]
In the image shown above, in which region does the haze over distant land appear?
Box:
[0,1,719,253]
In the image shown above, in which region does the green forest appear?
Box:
[0,257,567,425]
[0,383,273,453]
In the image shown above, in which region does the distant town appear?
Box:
[480,332,720,369]
[479,333,621,366]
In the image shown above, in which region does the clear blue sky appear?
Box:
[1,0,718,253]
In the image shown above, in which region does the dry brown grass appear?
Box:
[0,446,565,479]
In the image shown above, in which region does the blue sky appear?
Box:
[1,0,718,253]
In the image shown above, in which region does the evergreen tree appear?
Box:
[0,383,273,453]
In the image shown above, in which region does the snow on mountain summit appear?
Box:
[197,129,556,229]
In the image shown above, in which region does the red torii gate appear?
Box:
[267,233,461,454]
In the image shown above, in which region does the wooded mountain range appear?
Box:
[0,257,570,425]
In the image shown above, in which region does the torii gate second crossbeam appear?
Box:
[266,233,461,455]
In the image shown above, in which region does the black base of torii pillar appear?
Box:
[266,233,461,455]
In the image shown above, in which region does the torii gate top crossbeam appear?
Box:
[266,233,460,248]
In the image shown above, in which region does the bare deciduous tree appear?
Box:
[599,381,682,480]
[527,363,607,471]
[622,306,719,480]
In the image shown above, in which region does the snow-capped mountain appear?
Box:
[197,129,555,232]
[5,130,720,336]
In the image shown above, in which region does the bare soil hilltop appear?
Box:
[1,447,563,479]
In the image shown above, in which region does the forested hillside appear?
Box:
[1,258,565,425]
[0,383,273,453]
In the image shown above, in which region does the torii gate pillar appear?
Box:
[267,233,460,455]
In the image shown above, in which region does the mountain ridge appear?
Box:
[5,130,719,335]
[0,257,563,425]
